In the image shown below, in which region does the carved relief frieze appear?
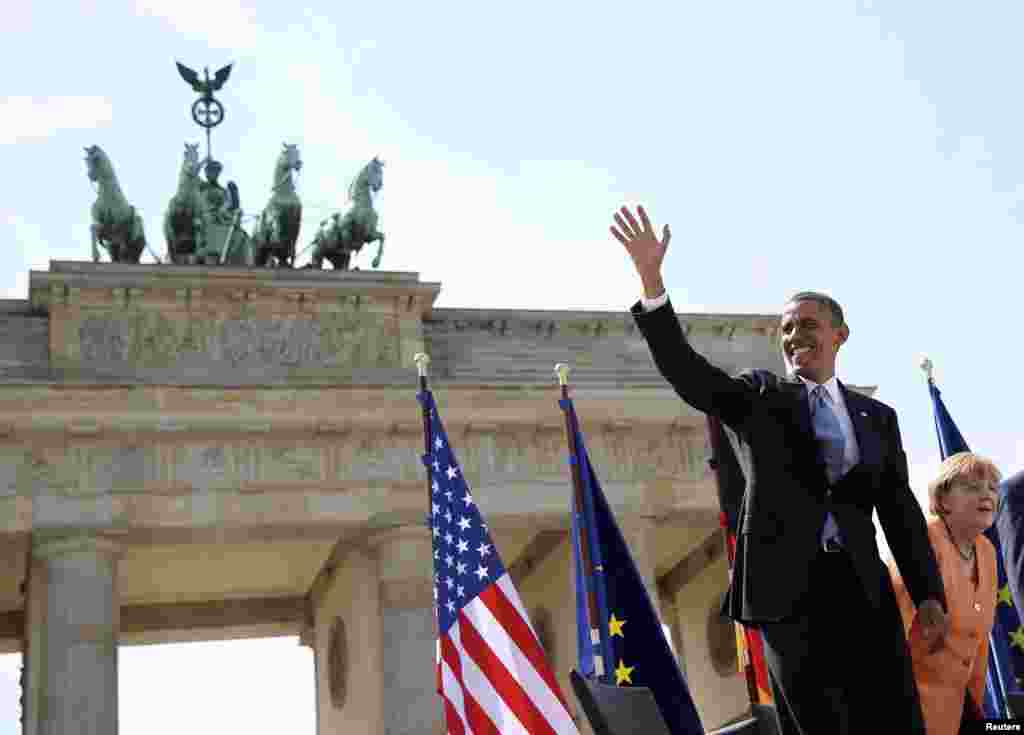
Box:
[388,423,710,486]
[82,444,161,494]
[261,444,324,484]
[0,413,712,505]
[333,433,422,484]
[172,443,258,490]
[20,447,80,496]
[73,311,400,369]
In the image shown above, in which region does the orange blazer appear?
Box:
[888,518,996,735]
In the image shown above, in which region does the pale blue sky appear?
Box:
[2,0,1022,729]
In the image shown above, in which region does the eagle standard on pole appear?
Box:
[175,61,233,165]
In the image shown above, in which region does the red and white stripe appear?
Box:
[438,573,580,735]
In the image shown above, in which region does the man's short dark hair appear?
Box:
[787,291,845,328]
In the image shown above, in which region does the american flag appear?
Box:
[419,389,580,735]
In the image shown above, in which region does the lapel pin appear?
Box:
[860,411,868,417]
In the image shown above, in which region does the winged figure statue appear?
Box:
[175,62,233,100]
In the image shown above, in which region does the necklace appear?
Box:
[954,542,976,562]
[942,518,976,562]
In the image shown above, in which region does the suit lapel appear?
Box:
[781,378,812,435]
[781,378,828,484]
[840,381,881,470]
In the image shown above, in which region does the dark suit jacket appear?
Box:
[995,469,1024,610]
[633,299,945,624]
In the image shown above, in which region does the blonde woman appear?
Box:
[889,452,1001,735]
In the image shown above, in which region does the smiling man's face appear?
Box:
[780,299,848,384]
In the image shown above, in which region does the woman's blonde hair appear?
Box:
[928,451,1002,516]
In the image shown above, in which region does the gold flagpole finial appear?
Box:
[554,363,571,386]
[413,353,431,377]
[919,355,934,382]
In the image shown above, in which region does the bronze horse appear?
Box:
[85,145,147,264]
[252,143,302,267]
[305,157,385,270]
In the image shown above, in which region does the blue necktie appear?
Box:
[811,385,846,546]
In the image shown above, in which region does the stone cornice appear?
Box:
[29,261,441,316]
[427,306,782,338]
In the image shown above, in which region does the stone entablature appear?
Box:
[0,418,713,533]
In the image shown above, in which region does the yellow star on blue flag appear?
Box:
[614,660,635,686]
[608,613,626,638]
[1010,627,1024,653]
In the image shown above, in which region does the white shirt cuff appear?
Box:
[640,291,669,312]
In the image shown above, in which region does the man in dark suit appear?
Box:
[996,470,1024,609]
[996,469,1024,718]
[610,205,948,734]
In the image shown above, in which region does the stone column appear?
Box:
[312,545,384,735]
[27,532,121,735]
[369,525,443,735]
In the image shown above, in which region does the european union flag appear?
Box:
[561,395,704,735]
[927,376,1023,717]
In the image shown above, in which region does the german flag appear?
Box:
[709,416,774,708]
[722,516,773,705]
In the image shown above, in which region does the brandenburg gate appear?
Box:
[0,262,786,733]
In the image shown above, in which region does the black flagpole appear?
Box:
[414,352,449,730]
[556,363,611,680]
[414,353,433,517]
